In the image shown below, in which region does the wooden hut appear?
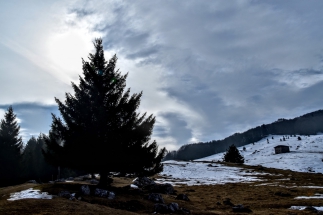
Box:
[274,145,290,154]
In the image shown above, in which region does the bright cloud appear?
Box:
[1,0,323,150]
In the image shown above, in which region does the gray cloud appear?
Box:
[60,0,323,147]
[2,0,323,150]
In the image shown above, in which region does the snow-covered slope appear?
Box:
[197,134,323,174]
[157,160,268,185]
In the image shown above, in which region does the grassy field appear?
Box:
[1,163,323,214]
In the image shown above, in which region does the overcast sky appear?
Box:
[1,0,323,151]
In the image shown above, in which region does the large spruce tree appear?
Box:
[0,106,23,186]
[43,39,166,187]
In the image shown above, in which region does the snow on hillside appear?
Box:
[157,160,270,186]
[198,134,323,174]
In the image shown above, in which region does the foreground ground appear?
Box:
[1,162,323,214]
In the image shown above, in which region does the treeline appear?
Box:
[164,109,323,161]
[0,106,82,187]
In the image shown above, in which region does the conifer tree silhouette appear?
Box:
[0,106,23,186]
[43,39,166,187]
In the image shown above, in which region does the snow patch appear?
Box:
[295,193,323,199]
[7,188,52,201]
[159,161,272,186]
[290,206,323,211]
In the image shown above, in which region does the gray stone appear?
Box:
[90,179,99,184]
[80,185,90,195]
[147,183,174,194]
[168,202,179,212]
[176,194,190,201]
[94,188,115,199]
[154,203,169,214]
[58,191,76,200]
[133,177,156,188]
[58,190,71,198]
[180,208,191,214]
[147,193,164,203]
[304,206,317,212]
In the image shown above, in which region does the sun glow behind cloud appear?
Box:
[46,30,95,81]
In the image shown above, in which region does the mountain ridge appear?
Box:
[163,109,323,161]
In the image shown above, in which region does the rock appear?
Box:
[304,206,317,212]
[232,204,252,213]
[26,180,37,184]
[58,191,76,200]
[80,185,90,195]
[154,203,169,214]
[55,178,66,182]
[94,188,115,199]
[90,179,99,184]
[69,193,76,201]
[133,176,156,188]
[130,184,139,189]
[168,202,179,213]
[146,183,175,194]
[66,177,74,181]
[223,198,234,206]
[58,190,71,198]
[176,194,190,201]
[180,208,191,214]
[82,174,92,180]
[147,193,164,203]
[74,176,84,181]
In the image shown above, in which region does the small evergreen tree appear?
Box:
[0,106,23,186]
[223,144,244,164]
[43,39,166,187]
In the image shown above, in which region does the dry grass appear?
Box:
[1,163,323,214]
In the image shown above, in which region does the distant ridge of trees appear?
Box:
[163,109,323,161]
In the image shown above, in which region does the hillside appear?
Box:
[198,134,323,174]
[164,109,323,161]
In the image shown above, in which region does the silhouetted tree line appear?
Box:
[0,106,84,187]
[164,110,323,161]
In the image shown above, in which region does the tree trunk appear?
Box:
[98,170,107,188]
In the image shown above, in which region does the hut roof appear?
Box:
[274,145,289,148]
